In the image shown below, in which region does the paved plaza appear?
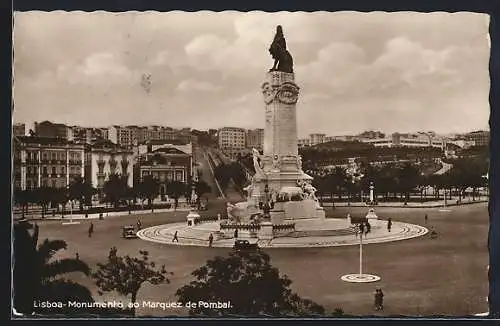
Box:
[34,202,489,317]
[136,217,428,248]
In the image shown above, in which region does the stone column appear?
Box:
[261,71,300,159]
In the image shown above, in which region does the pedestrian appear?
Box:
[378,289,384,311]
[365,221,371,236]
[374,288,381,311]
[88,222,94,238]
[208,233,214,247]
[425,213,428,224]
[137,219,142,230]
[75,252,80,261]
[387,218,392,232]
[359,222,365,237]
[172,230,179,242]
[234,228,239,238]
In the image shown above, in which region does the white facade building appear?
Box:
[85,141,134,192]
[218,127,246,159]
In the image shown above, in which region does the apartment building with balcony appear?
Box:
[84,140,134,193]
[13,136,85,190]
[218,127,246,159]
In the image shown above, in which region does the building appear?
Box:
[218,127,246,159]
[13,123,26,136]
[34,121,69,139]
[13,136,85,190]
[464,130,489,147]
[84,140,134,194]
[309,133,326,146]
[108,125,192,148]
[136,147,193,197]
[246,128,264,150]
[357,130,385,140]
[297,138,311,148]
[135,140,192,157]
[360,132,446,149]
[447,139,475,149]
[67,126,93,144]
[108,125,134,148]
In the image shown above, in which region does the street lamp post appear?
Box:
[341,224,380,283]
[341,180,380,283]
[62,199,80,225]
[259,183,274,220]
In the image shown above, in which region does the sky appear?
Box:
[13,11,490,137]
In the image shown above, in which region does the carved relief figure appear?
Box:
[252,148,264,175]
[272,155,280,170]
[297,155,303,171]
[226,202,240,223]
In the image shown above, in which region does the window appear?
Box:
[61,166,65,174]
[43,166,48,175]
[52,167,56,174]
[51,152,57,160]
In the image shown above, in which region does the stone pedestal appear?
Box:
[258,221,274,240]
[366,208,378,220]
[186,210,200,227]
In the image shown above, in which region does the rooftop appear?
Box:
[152,147,190,155]
[14,135,77,146]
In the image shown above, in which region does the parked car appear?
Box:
[122,225,137,239]
[233,239,259,251]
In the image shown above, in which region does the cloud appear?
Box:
[12,11,489,136]
[176,80,221,92]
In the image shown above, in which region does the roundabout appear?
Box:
[136,217,429,248]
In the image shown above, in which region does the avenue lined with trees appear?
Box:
[13,174,212,219]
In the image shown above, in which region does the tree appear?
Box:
[32,187,52,218]
[52,187,69,217]
[176,250,325,317]
[68,176,96,212]
[13,221,93,315]
[136,175,159,211]
[92,247,172,315]
[166,181,186,209]
[397,164,420,204]
[103,174,128,208]
[195,180,212,201]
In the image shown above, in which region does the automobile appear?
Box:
[233,239,259,251]
[122,225,138,239]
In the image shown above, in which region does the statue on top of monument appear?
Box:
[269,25,294,73]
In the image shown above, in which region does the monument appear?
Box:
[227,25,325,236]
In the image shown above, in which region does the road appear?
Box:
[434,159,453,175]
[194,146,223,199]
